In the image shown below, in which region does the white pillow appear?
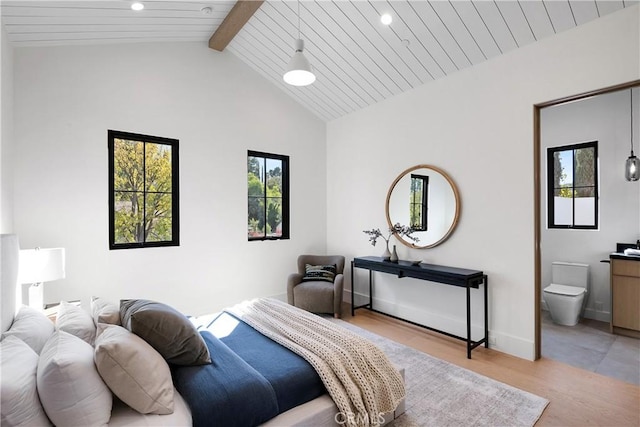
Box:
[0,336,52,426]
[56,301,96,345]
[1,305,54,354]
[37,331,112,426]
[94,324,174,415]
[90,296,121,326]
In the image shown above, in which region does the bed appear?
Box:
[0,234,405,427]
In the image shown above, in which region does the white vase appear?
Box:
[381,240,391,261]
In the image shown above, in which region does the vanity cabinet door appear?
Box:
[611,259,640,335]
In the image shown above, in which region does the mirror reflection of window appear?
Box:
[410,174,429,231]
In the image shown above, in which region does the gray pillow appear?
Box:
[120,299,211,366]
[90,296,121,326]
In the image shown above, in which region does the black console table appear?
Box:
[351,256,488,359]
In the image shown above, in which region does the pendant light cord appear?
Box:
[632,89,635,156]
[297,0,301,39]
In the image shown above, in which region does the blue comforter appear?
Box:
[172,313,326,427]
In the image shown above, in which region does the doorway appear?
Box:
[534,80,640,384]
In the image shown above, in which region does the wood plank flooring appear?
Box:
[342,308,640,426]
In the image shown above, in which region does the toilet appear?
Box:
[543,261,590,326]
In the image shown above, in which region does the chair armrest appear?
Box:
[333,274,344,318]
[287,273,304,305]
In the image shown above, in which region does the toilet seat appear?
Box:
[544,283,586,296]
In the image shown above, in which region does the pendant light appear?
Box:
[283,0,315,87]
[626,89,639,181]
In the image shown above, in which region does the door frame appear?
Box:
[533,79,640,359]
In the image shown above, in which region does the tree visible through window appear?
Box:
[108,130,179,249]
[547,141,598,229]
[248,151,289,240]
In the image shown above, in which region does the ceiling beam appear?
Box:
[209,0,264,52]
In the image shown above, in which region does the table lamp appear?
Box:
[18,247,65,310]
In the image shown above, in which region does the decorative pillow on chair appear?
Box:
[1,305,55,354]
[37,331,112,426]
[56,301,96,345]
[120,299,211,366]
[301,264,337,283]
[94,324,174,415]
[90,296,121,326]
[0,336,52,426]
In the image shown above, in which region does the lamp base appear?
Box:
[28,283,44,310]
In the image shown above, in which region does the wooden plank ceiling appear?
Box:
[2,1,638,121]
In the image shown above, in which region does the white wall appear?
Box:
[540,89,640,322]
[327,7,640,360]
[1,24,14,233]
[12,42,327,315]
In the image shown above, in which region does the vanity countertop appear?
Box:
[610,252,640,261]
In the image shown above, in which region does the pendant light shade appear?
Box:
[283,0,315,87]
[283,39,315,86]
[627,89,639,182]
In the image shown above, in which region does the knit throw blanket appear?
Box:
[226,298,406,427]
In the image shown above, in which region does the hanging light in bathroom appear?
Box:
[626,88,639,181]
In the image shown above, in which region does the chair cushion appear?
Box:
[301,264,336,283]
[293,282,335,314]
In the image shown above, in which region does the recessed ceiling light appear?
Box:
[380,13,392,25]
[131,2,144,11]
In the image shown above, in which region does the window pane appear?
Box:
[574,147,595,188]
[145,192,173,242]
[266,197,282,237]
[145,143,172,192]
[554,150,573,189]
[410,204,423,229]
[574,194,595,226]
[248,197,265,238]
[114,139,143,191]
[553,192,573,226]
[114,191,144,243]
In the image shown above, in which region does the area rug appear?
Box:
[329,319,549,427]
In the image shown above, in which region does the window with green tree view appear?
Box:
[547,141,598,229]
[108,130,179,249]
[248,151,289,240]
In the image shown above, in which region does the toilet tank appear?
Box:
[551,262,590,288]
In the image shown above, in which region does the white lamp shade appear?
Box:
[18,248,66,284]
[283,39,316,87]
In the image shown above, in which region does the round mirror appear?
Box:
[385,165,460,249]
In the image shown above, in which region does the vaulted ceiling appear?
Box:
[2,1,638,121]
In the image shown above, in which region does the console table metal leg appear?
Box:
[484,274,489,349]
[350,261,355,317]
[369,270,373,311]
[466,284,472,359]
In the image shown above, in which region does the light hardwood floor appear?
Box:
[342,308,640,427]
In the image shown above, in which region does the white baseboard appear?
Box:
[583,307,611,323]
[345,290,535,361]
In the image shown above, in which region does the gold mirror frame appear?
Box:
[385,164,461,249]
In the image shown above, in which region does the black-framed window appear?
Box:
[410,174,429,231]
[108,130,179,249]
[547,141,598,229]
[248,151,289,241]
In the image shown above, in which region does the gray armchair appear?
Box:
[287,255,345,318]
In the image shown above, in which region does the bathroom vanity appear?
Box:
[610,253,640,338]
